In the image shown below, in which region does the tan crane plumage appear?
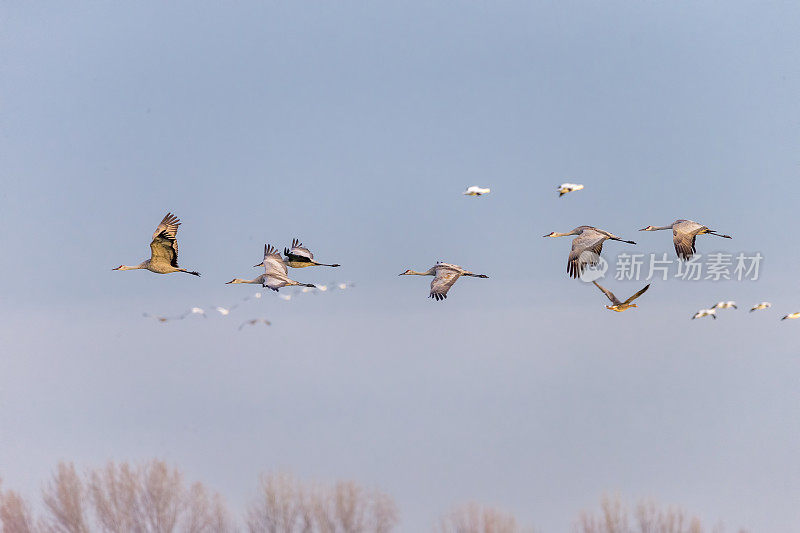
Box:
[114,212,200,276]
[639,219,731,260]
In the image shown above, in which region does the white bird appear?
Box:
[781,312,800,321]
[300,286,315,293]
[639,219,732,260]
[254,244,317,291]
[214,306,236,316]
[238,318,271,330]
[316,284,328,292]
[543,226,636,279]
[114,213,200,276]
[182,307,207,319]
[463,186,491,196]
[557,183,584,197]
[750,302,772,312]
[277,294,292,301]
[712,301,737,310]
[335,282,355,290]
[399,262,489,301]
[283,239,340,268]
[692,308,717,320]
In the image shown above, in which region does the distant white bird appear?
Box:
[781,312,800,321]
[712,301,737,310]
[544,226,636,279]
[214,306,236,316]
[183,307,207,319]
[238,318,271,330]
[692,308,717,320]
[277,294,292,301]
[557,183,584,197]
[315,284,328,292]
[399,262,489,301]
[254,244,317,291]
[463,186,491,196]
[283,239,340,268]
[750,302,772,312]
[114,212,200,276]
[335,282,355,290]
[639,219,732,260]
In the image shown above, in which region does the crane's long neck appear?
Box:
[117,261,148,271]
[551,230,579,238]
[651,225,673,231]
[228,277,261,284]
[409,268,435,276]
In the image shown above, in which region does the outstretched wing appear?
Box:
[263,244,288,276]
[592,281,621,305]
[567,230,605,279]
[622,284,650,305]
[284,238,314,262]
[429,267,461,301]
[150,212,181,267]
[672,220,704,260]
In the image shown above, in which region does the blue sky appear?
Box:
[2,2,800,531]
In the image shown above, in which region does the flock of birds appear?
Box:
[115,184,797,325]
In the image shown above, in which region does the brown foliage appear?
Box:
[435,502,535,533]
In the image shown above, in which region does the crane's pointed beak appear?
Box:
[253,263,263,268]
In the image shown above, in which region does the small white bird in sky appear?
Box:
[712,301,737,310]
[750,302,772,312]
[781,312,800,321]
[463,186,491,196]
[183,307,206,319]
[335,282,355,290]
[557,183,584,197]
[692,308,717,320]
[214,306,235,316]
[277,294,292,301]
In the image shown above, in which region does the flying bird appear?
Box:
[543,226,636,279]
[238,318,272,330]
[214,306,236,316]
[283,239,340,268]
[750,302,772,312]
[114,212,200,276]
[712,301,737,310]
[639,220,732,260]
[692,308,717,320]
[335,282,355,290]
[781,312,800,321]
[182,307,207,319]
[592,281,650,312]
[399,262,489,301]
[463,186,491,196]
[142,312,183,323]
[254,244,317,291]
[557,183,584,197]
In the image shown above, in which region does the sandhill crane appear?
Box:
[750,302,772,312]
[712,301,737,310]
[543,226,636,279]
[399,262,489,301]
[463,186,491,196]
[255,244,317,291]
[557,183,584,197]
[692,308,717,320]
[639,220,732,260]
[592,281,650,312]
[114,213,200,276]
[781,312,800,321]
[284,239,340,268]
[238,318,271,330]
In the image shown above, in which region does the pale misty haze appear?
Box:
[2,1,799,531]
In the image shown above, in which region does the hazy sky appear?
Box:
[2,2,800,531]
